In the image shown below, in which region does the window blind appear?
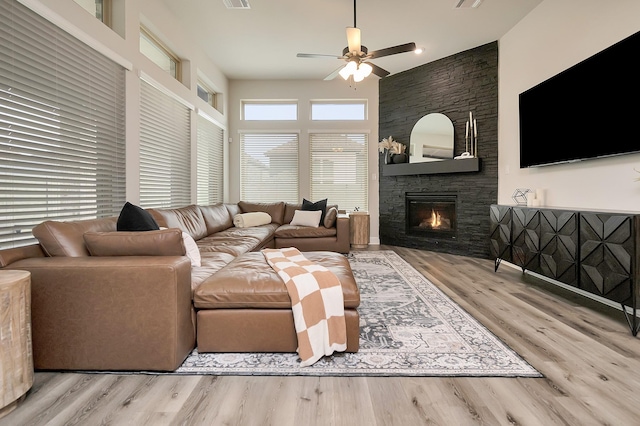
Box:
[139,79,191,208]
[309,133,368,212]
[197,114,224,205]
[240,133,298,203]
[0,0,126,249]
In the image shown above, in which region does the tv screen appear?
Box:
[519,30,640,168]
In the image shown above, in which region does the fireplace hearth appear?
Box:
[405,193,457,239]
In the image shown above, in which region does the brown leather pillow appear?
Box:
[83,229,185,257]
[324,207,338,228]
[33,217,117,257]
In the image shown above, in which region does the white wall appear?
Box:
[228,79,380,244]
[499,0,640,210]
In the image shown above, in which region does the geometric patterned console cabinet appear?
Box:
[490,204,639,335]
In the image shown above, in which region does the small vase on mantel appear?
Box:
[392,153,408,164]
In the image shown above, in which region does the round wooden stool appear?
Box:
[0,270,33,419]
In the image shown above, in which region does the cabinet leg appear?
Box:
[621,303,639,336]
[494,258,501,272]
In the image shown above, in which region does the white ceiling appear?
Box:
[158,0,542,81]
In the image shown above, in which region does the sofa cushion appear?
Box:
[238,201,285,225]
[116,202,160,231]
[324,207,338,228]
[83,229,185,257]
[148,205,208,241]
[196,224,278,256]
[198,204,233,234]
[302,198,327,223]
[190,252,236,295]
[289,210,322,227]
[275,224,337,239]
[225,203,242,219]
[33,217,118,257]
[194,251,359,309]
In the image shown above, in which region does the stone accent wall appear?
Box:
[379,42,498,259]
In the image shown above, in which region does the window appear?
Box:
[310,133,368,212]
[73,0,111,25]
[197,80,218,109]
[139,79,191,208]
[0,0,126,249]
[240,133,298,203]
[242,101,297,120]
[140,27,180,80]
[311,100,367,120]
[197,114,224,205]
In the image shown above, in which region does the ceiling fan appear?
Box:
[297,0,417,82]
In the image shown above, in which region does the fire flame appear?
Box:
[419,208,450,230]
[429,209,442,228]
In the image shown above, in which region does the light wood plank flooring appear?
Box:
[2,246,640,425]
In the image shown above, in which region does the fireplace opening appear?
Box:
[405,193,457,239]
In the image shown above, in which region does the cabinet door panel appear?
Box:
[512,207,540,272]
[489,205,512,263]
[579,213,633,304]
[539,209,578,287]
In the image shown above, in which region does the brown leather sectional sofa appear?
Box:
[0,201,354,371]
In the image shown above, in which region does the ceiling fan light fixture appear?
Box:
[359,63,373,78]
[339,66,351,80]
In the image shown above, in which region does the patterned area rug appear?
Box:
[175,250,541,377]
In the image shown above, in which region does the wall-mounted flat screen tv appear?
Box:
[519,30,640,168]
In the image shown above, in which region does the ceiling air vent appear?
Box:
[223,0,251,9]
[454,0,483,8]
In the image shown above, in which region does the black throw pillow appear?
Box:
[301,198,328,223]
[117,202,160,231]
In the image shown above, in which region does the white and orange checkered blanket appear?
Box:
[262,248,347,366]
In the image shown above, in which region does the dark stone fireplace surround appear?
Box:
[378,42,498,259]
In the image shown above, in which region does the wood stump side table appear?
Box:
[349,211,370,249]
[0,270,33,419]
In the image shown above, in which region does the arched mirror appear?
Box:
[409,113,454,163]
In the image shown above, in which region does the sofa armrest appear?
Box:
[335,215,351,253]
[5,256,195,371]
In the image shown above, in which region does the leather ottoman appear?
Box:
[193,251,360,353]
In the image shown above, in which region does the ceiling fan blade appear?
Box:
[368,62,390,78]
[324,65,345,81]
[346,27,361,54]
[368,42,417,59]
[297,53,342,59]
